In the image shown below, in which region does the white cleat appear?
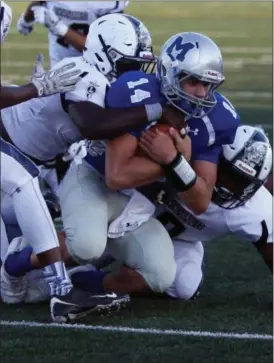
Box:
[0,236,28,304]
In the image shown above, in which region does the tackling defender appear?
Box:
[1,2,128,322]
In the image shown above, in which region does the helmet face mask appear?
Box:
[84,14,156,81]
[157,32,225,118]
[213,126,272,209]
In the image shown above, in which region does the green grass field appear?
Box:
[1,2,273,363]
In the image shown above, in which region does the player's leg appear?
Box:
[58,162,126,264]
[1,236,28,304]
[1,143,129,320]
[165,240,204,300]
[105,218,176,293]
[72,217,176,294]
[1,143,72,296]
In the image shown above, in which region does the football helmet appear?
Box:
[83,13,156,81]
[213,125,272,209]
[157,32,225,118]
[0,1,12,44]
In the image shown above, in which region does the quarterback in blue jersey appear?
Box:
[105,32,240,215]
[53,32,240,297]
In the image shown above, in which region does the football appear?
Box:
[150,123,173,134]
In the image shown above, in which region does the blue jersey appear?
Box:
[85,70,240,172]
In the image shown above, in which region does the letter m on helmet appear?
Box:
[166,36,195,62]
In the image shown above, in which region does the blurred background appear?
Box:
[1,1,273,140]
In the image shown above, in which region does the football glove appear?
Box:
[30,53,81,97]
[17,12,36,36]
[32,5,68,37]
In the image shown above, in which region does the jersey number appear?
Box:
[57,23,89,48]
[222,98,237,119]
[127,78,151,104]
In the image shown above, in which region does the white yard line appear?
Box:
[0,320,273,341]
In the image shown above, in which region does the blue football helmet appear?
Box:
[157,32,225,118]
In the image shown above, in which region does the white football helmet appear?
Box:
[157,32,225,118]
[0,1,12,44]
[83,13,156,81]
[213,125,272,209]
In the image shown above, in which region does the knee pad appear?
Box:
[172,261,203,300]
[166,240,204,299]
[66,229,107,265]
[139,258,176,293]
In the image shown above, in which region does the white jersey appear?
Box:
[47,1,129,66]
[0,1,12,43]
[174,186,273,244]
[1,56,110,162]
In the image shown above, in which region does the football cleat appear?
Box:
[50,287,130,323]
[0,237,28,304]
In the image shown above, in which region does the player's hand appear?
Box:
[160,104,187,132]
[169,128,192,162]
[140,127,192,164]
[32,5,68,37]
[30,53,82,97]
[139,128,178,164]
[17,13,35,35]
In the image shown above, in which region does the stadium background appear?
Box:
[0,2,273,363]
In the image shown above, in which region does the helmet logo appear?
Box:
[234,160,256,176]
[166,36,195,62]
[243,141,267,168]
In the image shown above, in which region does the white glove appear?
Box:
[30,53,82,97]
[17,12,36,35]
[32,5,68,37]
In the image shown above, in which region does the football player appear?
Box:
[17,1,129,66]
[0,1,81,110]
[56,32,239,295]
[1,5,130,322]
[163,125,273,299]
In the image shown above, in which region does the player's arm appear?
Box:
[0,55,81,110]
[68,101,164,140]
[177,160,217,215]
[140,128,218,215]
[0,83,38,109]
[105,133,164,190]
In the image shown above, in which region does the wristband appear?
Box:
[145,103,163,122]
[162,153,197,191]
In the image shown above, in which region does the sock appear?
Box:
[71,270,108,294]
[43,261,72,297]
[5,246,33,277]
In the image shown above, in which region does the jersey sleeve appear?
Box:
[94,1,129,17]
[226,186,273,243]
[65,71,110,107]
[106,71,165,138]
[213,94,241,146]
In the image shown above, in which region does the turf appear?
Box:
[0,2,273,363]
